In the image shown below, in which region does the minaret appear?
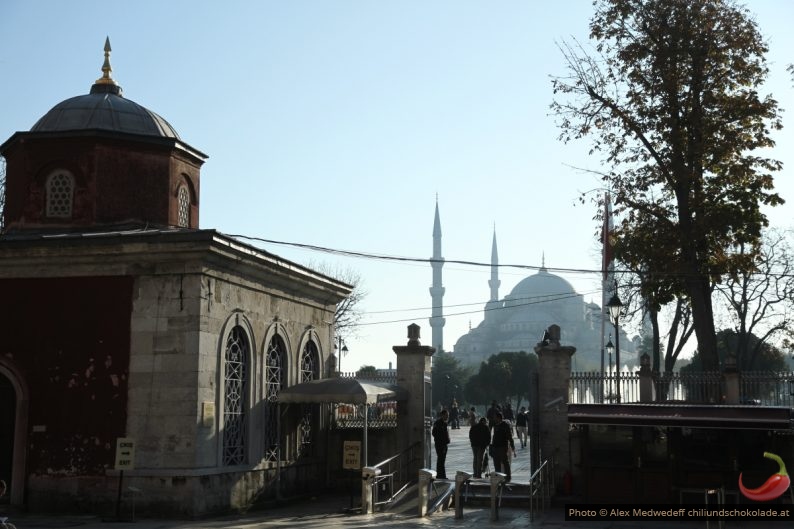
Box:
[429,198,445,352]
[488,226,500,302]
[484,226,502,320]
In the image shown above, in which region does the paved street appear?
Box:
[2,427,790,528]
[441,420,533,481]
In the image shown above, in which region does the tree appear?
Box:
[683,329,787,373]
[306,262,367,339]
[714,229,794,370]
[431,353,472,409]
[356,365,378,378]
[553,0,783,372]
[464,351,537,409]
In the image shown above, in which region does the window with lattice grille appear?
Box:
[177,185,190,227]
[264,335,286,462]
[223,326,249,465]
[299,341,320,458]
[46,171,74,218]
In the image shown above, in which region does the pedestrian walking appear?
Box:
[432,409,450,479]
[467,406,478,427]
[469,417,490,478]
[450,398,460,429]
[515,406,529,448]
[486,400,500,431]
[490,411,516,482]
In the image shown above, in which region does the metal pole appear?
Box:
[614,319,621,403]
[115,469,124,519]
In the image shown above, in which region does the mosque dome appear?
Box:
[505,267,576,302]
[30,38,180,139]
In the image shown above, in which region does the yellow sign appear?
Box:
[115,437,135,470]
[343,441,361,470]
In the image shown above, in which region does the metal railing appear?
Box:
[569,370,793,405]
[740,371,794,407]
[332,402,398,428]
[655,370,723,403]
[529,457,554,522]
[370,442,422,510]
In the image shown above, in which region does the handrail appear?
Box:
[529,457,554,521]
[370,442,422,509]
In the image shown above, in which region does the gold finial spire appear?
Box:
[95,36,117,85]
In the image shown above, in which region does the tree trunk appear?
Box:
[688,275,719,372]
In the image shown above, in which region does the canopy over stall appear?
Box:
[279,377,408,467]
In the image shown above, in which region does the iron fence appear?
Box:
[569,370,793,405]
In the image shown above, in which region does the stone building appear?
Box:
[0,40,350,516]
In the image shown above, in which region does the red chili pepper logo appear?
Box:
[739,452,790,502]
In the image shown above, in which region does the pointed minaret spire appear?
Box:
[488,225,500,302]
[540,252,548,272]
[91,37,122,95]
[429,197,445,352]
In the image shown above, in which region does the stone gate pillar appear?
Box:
[533,324,576,491]
[393,323,435,475]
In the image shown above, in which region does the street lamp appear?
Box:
[605,336,614,403]
[335,336,349,375]
[606,289,623,403]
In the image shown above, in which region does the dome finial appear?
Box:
[95,36,117,86]
[91,37,122,95]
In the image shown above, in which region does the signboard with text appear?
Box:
[115,437,135,470]
[343,440,361,470]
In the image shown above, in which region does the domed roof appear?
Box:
[506,266,576,300]
[30,38,180,140]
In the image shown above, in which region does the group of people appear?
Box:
[431,399,530,482]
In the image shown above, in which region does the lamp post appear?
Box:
[335,336,349,375]
[606,289,624,403]
[605,336,614,403]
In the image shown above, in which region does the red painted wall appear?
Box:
[0,276,133,475]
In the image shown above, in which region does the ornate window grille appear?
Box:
[223,326,248,465]
[264,335,286,462]
[299,341,319,458]
[177,185,190,227]
[46,170,75,218]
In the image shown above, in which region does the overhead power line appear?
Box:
[224,232,598,276]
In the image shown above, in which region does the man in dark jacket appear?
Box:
[469,417,491,478]
[432,409,450,479]
[491,411,516,482]
[486,400,500,431]
[515,406,529,448]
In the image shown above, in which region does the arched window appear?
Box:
[45,170,75,218]
[298,340,320,458]
[264,335,286,462]
[223,326,249,465]
[177,185,190,227]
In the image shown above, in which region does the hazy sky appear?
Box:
[2,1,793,372]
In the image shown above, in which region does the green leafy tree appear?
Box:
[683,330,787,373]
[431,353,472,409]
[553,0,783,372]
[465,351,537,409]
[356,365,378,378]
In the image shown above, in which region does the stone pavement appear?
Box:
[3,427,790,528]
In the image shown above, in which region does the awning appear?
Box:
[278,377,407,405]
[568,403,793,430]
